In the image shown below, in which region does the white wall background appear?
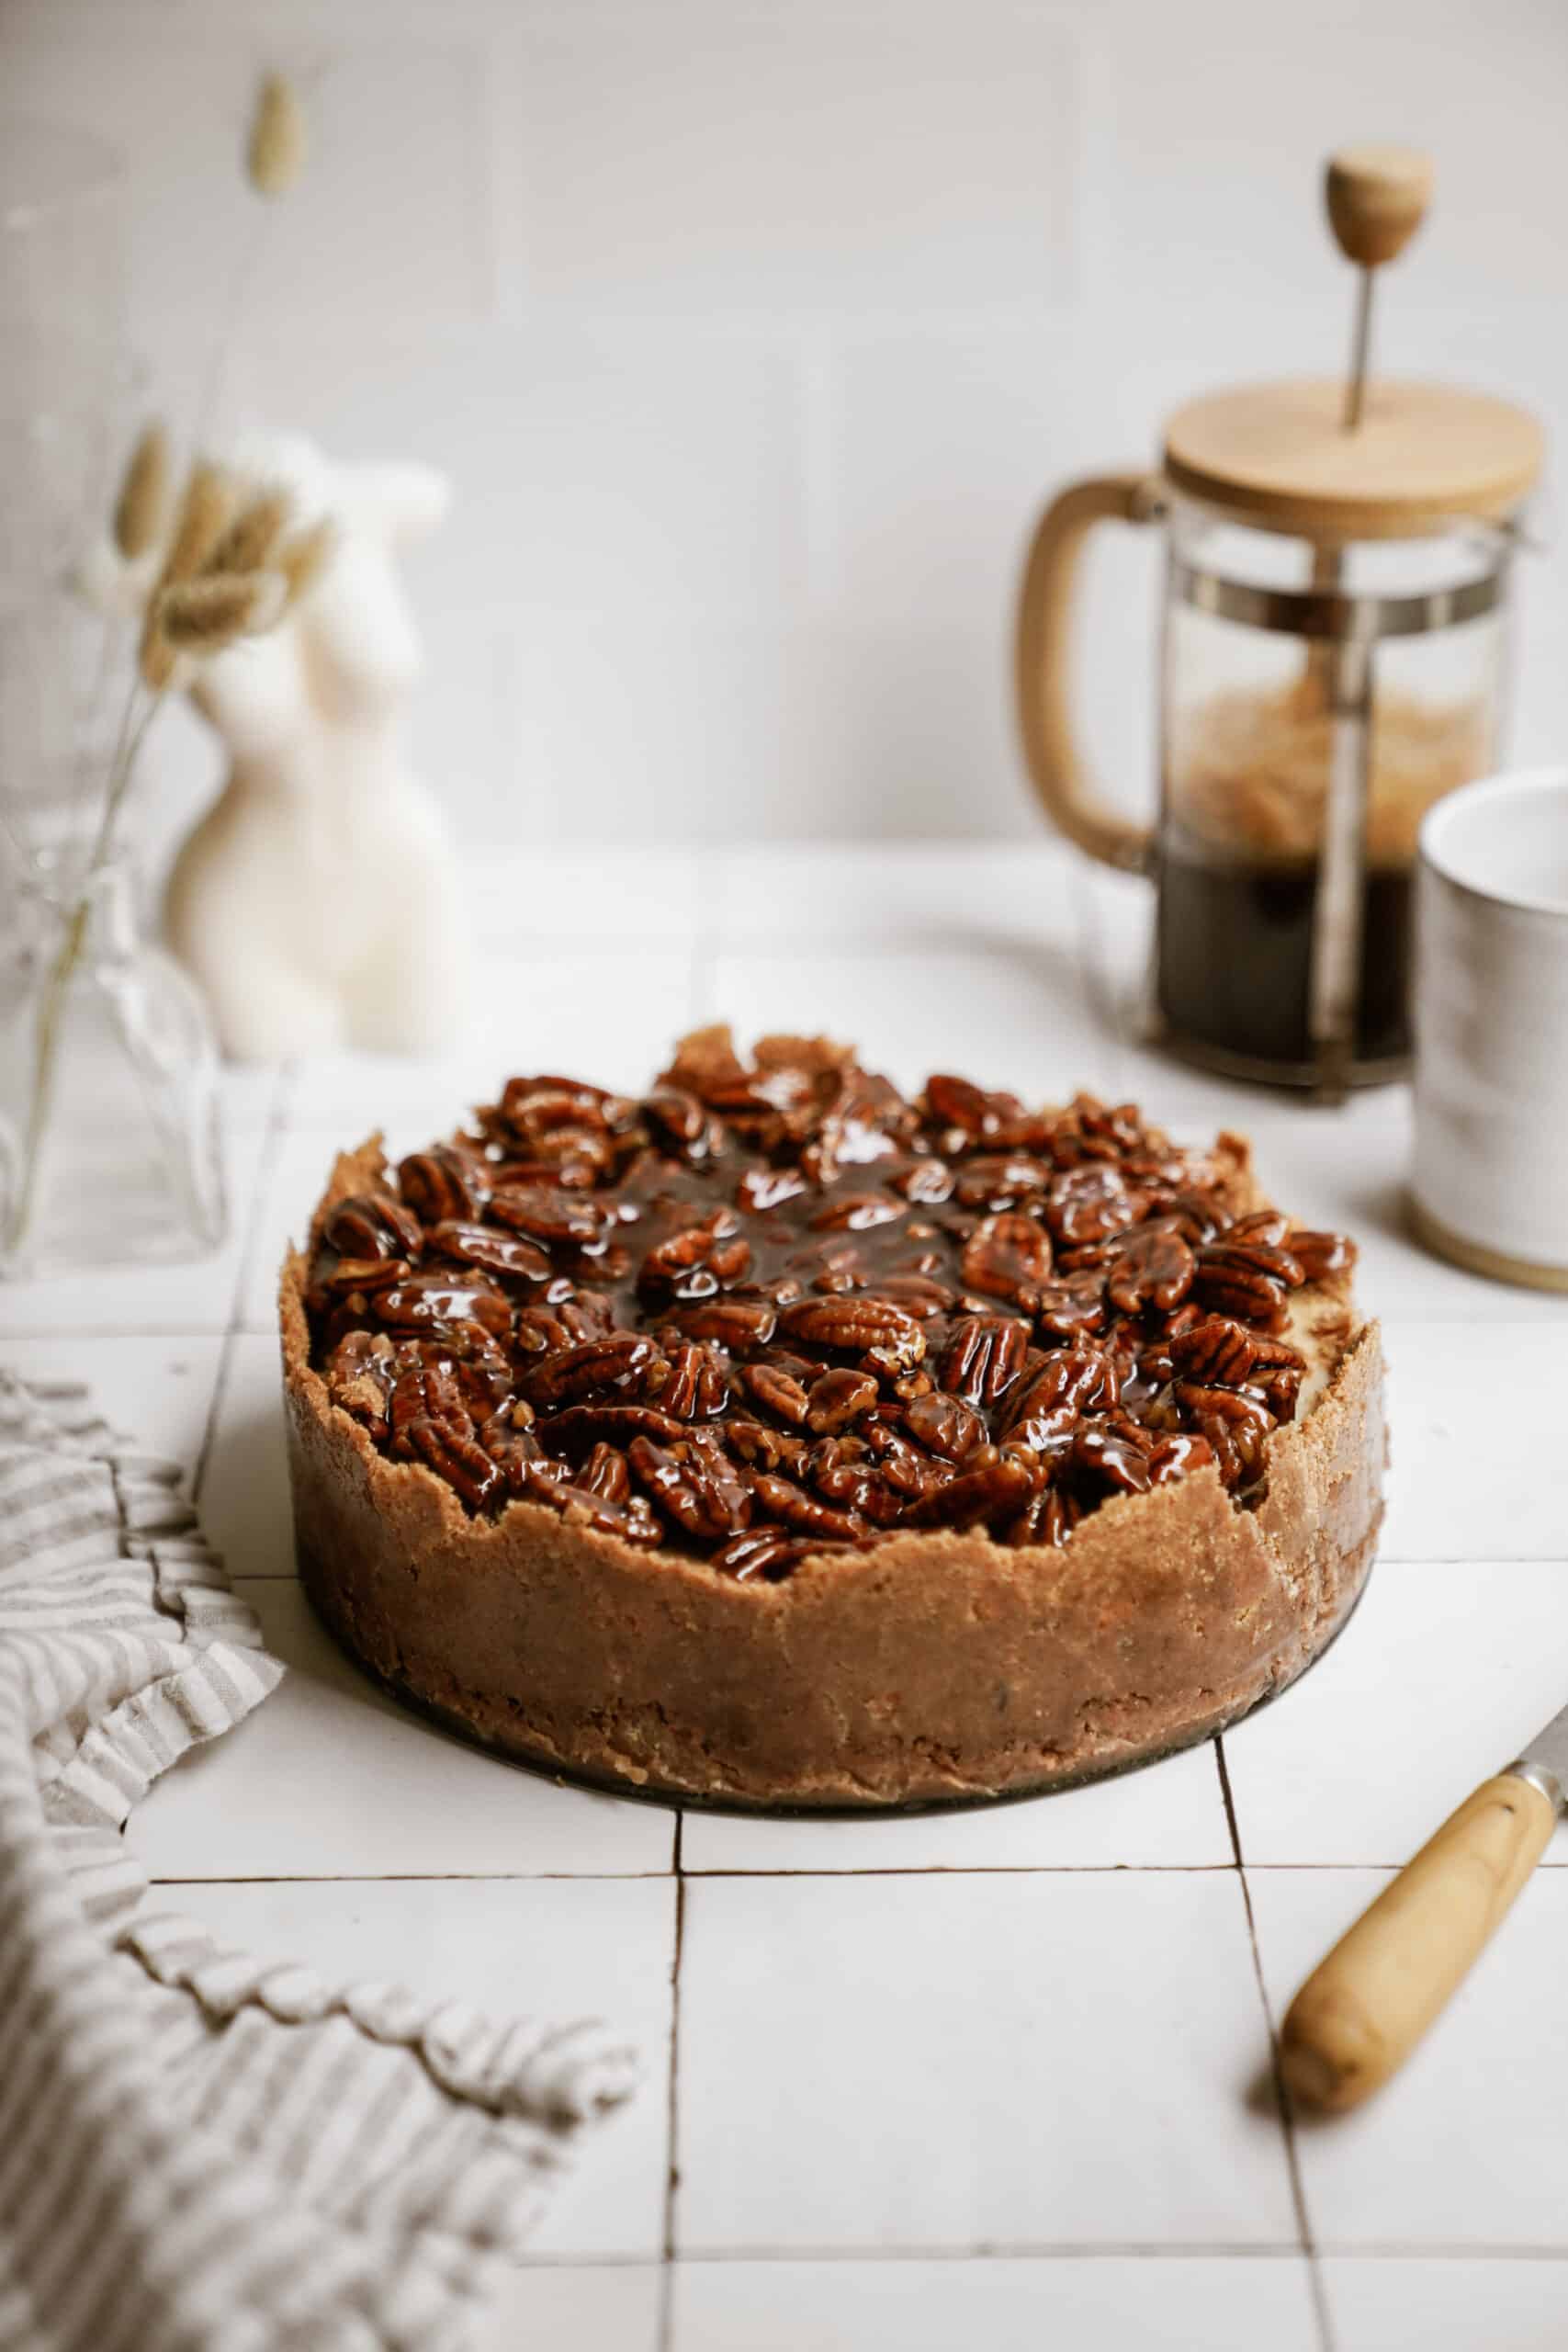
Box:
[7,0,1568,866]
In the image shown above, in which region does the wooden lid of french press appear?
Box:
[1163,147,1544,540]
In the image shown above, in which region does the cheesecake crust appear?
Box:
[281,1138,1384,1807]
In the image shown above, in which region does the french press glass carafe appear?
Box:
[1015,147,1544,1095]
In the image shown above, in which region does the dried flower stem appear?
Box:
[195,74,306,445]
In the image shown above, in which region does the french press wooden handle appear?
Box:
[1013,471,1162,876]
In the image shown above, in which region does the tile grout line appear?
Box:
[657,1811,688,2352]
[513,2239,1568,2268]
[131,1861,1311,1885]
[1216,1737,1337,2352]
[192,1061,296,1509]
[664,2240,1324,2266]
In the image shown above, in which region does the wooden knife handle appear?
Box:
[1280,1773,1557,2114]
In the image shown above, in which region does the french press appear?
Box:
[1015,146,1544,1095]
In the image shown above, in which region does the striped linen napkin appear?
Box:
[0,1374,637,2352]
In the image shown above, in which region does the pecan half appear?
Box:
[628,1436,751,1540]
[398,1146,491,1223]
[543,1402,691,1452]
[321,1192,423,1261]
[1169,1317,1303,1391]
[939,1314,1029,1409]
[1003,1349,1119,1450]
[777,1295,925,1361]
[746,1472,867,1543]
[903,1389,986,1463]
[325,1329,396,1438]
[805,1369,879,1433]
[490,1182,611,1245]
[710,1525,821,1582]
[1105,1224,1196,1314]
[1045,1164,1147,1246]
[643,1086,724,1160]
[1287,1228,1356,1280]
[671,1297,779,1351]
[403,1415,502,1510]
[902,1455,1036,1530]
[655,1341,730,1421]
[961,1212,1053,1309]
[429,1220,553,1286]
[373,1272,513,1340]
[525,1333,660,1409]
[740,1362,812,1425]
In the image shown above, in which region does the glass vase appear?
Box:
[1,119,135,864]
[0,855,227,1278]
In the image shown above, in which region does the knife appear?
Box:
[1279,1715,1565,2112]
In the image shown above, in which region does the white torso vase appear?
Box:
[164,437,469,1062]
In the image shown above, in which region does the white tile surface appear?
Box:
[286,950,699,1135]
[476,2264,661,2352]
[676,1871,1294,2252]
[157,1879,675,2257]
[682,1739,1231,1874]
[195,1333,294,1582]
[671,2256,1320,2352]
[1224,1562,1568,1869]
[464,849,704,948]
[1325,2257,1568,2352]
[240,1131,355,1333]
[705,944,1121,1110]
[0,1333,222,1481]
[710,842,1079,950]
[1250,1868,1568,2251]
[128,1576,675,1882]
[1378,1323,1568,1562]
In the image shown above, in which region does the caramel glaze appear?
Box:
[302,1029,1355,1581]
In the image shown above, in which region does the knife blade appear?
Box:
[1278,1715,1565,2113]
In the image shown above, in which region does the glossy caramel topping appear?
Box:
[306,1029,1354,1578]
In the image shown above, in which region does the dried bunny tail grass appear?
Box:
[112,422,171,560]
[201,486,292,579]
[158,571,286,650]
[276,516,335,608]
[248,74,305,196]
[139,461,234,683]
[159,461,236,590]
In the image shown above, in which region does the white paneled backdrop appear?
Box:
[7,0,1568,867]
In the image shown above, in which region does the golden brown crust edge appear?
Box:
[279,1137,1386,1808]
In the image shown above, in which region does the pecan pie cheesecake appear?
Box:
[281,1028,1384,1808]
